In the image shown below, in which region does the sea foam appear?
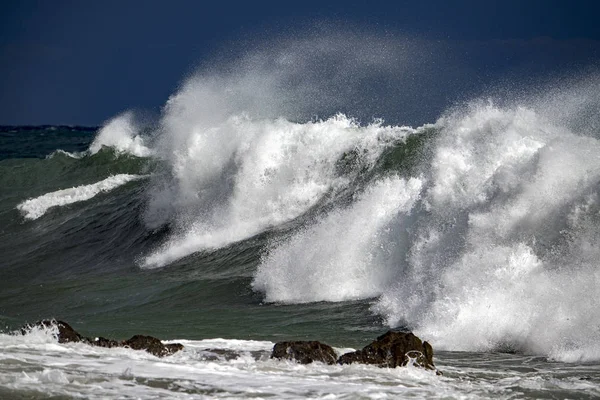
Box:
[89,112,152,157]
[253,176,423,303]
[17,174,146,220]
[87,36,600,361]
[142,113,416,268]
[253,96,600,359]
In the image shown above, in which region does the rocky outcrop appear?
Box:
[21,320,183,357]
[87,336,120,348]
[122,335,184,357]
[22,320,436,370]
[270,331,437,372]
[21,320,83,343]
[337,331,435,370]
[271,341,338,365]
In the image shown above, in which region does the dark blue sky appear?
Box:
[1,0,599,125]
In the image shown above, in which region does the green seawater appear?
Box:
[1,125,599,400]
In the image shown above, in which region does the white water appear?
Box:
[374,102,600,360]
[89,76,600,361]
[142,113,416,267]
[248,98,600,361]
[82,36,600,362]
[2,327,597,399]
[17,174,146,220]
[89,112,152,157]
[46,149,84,159]
[253,176,423,303]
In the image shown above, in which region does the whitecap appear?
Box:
[17,174,146,220]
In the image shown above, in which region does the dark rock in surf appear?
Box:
[199,348,243,361]
[165,343,185,355]
[89,336,120,348]
[20,320,184,357]
[22,320,83,344]
[272,341,338,365]
[122,335,183,357]
[337,331,435,370]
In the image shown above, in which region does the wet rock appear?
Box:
[122,335,182,357]
[22,320,83,343]
[338,331,435,370]
[89,336,120,348]
[164,343,185,355]
[272,341,337,365]
[20,320,183,357]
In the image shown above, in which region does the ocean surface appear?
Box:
[2,61,600,397]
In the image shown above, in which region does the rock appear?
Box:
[199,348,243,361]
[89,336,120,348]
[337,331,435,370]
[271,341,337,365]
[164,343,185,355]
[20,320,183,357]
[22,320,83,344]
[122,335,182,357]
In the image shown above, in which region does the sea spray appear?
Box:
[253,176,423,303]
[142,115,417,267]
[247,99,600,360]
[76,34,600,361]
[89,112,152,157]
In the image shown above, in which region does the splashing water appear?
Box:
[78,33,600,362]
[89,112,152,157]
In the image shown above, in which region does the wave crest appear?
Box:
[89,112,152,157]
[17,174,146,220]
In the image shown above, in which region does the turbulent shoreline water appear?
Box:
[2,51,600,397]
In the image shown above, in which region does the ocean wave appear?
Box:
[371,100,600,358]
[125,51,600,361]
[17,174,147,220]
[246,98,600,359]
[89,112,152,157]
[45,149,85,159]
[11,35,599,364]
[253,176,423,303]
[142,114,417,268]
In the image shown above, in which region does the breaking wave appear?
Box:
[46,32,600,361]
[17,174,147,220]
[89,112,152,157]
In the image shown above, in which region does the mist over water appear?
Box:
[140,31,439,266]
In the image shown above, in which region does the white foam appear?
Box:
[17,174,146,220]
[89,112,152,157]
[46,149,84,159]
[0,331,454,399]
[373,101,600,359]
[253,176,423,303]
[247,97,600,361]
[143,113,415,267]
[3,330,597,399]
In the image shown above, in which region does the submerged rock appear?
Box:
[20,320,183,357]
[338,331,435,370]
[87,336,120,348]
[271,341,338,365]
[199,348,243,361]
